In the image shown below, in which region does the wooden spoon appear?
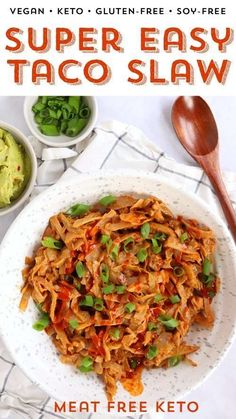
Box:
[171,96,236,242]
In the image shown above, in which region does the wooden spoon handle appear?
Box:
[200,157,236,242]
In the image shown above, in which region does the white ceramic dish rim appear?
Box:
[23,96,98,147]
[0,170,235,412]
[0,120,37,216]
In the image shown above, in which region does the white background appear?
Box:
[0,0,236,94]
[0,95,235,419]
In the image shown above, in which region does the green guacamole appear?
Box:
[0,128,31,208]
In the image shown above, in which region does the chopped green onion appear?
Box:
[151,238,162,254]
[203,258,212,276]
[129,359,138,369]
[76,261,85,278]
[116,285,126,294]
[33,96,90,138]
[100,263,109,283]
[106,238,113,252]
[32,312,50,331]
[99,195,116,206]
[180,232,189,243]
[147,322,157,331]
[169,294,181,304]
[158,314,179,330]
[69,319,78,329]
[154,232,167,241]
[168,355,182,367]
[208,290,216,299]
[141,222,150,239]
[80,295,94,307]
[100,234,110,245]
[66,203,90,217]
[146,345,158,360]
[137,248,148,263]
[154,294,164,303]
[79,356,93,373]
[94,298,104,311]
[102,284,115,294]
[73,279,81,290]
[123,237,134,252]
[41,236,63,250]
[202,273,215,286]
[173,266,185,277]
[34,301,44,313]
[125,302,136,313]
[110,328,120,340]
[110,244,119,261]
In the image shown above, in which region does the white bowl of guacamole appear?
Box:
[0,121,37,216]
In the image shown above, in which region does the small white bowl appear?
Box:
[24,96,98,148]
[0,121,37,217]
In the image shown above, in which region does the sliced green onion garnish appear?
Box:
[41,236,63,250]
[147,322,157,331]
[146,345,158,360]
[34,301,44,313]
[99,195,116,206]
[203,258,212,276]
[110,328,120,340]
[110,244,119,261]
[208,290,216,299]
[69,319,79,329]
[123,237,134,252]
[137,248,148,263]
[173,266,185,277]
[154,232,167,241]
[202,273,215,286]
[158,314,179,330]
[79,295,94,307]
[79,356,93,373]
[100,234,110,245]
[32,312,50,331]
[33,96,90,138]
[169,294,181,304]
[66,203,90,217]
[102,284,115,294]
[125,302,136,313]
[76,261,85,278]
[168,355,182,367]
[94,298,104,311]
[129,358,138,369]
[180,232,189,243]
[116,285,126,294]
[106,238,113,252]
[100,263,109,283]
[141,222,150,239]
[73,279,81,290]
[154,294,164,303]
[151,238,162,254]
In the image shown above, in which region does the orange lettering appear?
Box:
[102,28,122,52]
[141,28,159,52]
[84,59,110,84]
[6,28,23,52]
[197,59,230,83]
[58,60,81,84]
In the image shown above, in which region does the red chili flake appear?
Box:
[150,306,162,317]
[57,287,70,301]
[65,262,75,275]
[90,331,105,356]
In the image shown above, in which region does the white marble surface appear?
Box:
[0,96,236,419]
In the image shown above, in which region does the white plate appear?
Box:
[0,170,236,413]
